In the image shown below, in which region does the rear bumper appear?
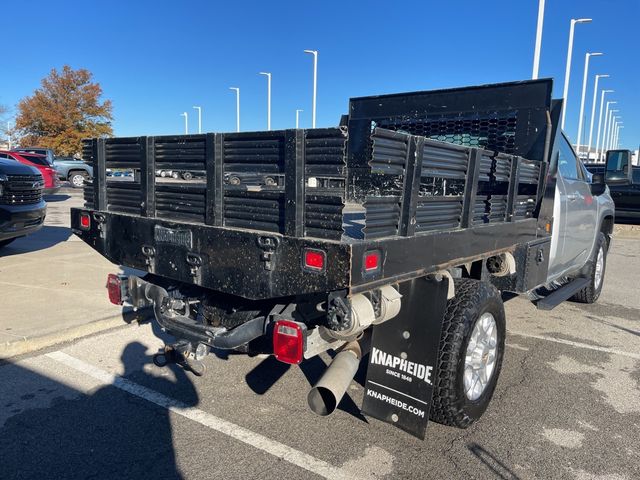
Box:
[0,201,46,241]
[71,208,351,300]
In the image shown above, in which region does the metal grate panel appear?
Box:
[155,183,206,223]
[363,196,401,239]
[375,112,518,155]
[415,196,463,233]
[155,136,206,171]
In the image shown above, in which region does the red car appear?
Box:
[0,150,61,194]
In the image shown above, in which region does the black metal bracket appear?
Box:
[460,148,482,228]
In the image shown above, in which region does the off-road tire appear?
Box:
[429,278,506,428]
[68,171,88,188]
[570,232,607,304]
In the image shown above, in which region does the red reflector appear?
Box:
[106,274,123,305]
[273,320,305,364]
[304,249,325,271]
[79,213,91,230]
[364,251,380,271]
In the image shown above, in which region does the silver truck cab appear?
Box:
[547,133,615,283]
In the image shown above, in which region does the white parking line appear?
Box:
[45,351,360,480]
[507,331,640,360]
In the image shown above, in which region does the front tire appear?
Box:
[570,232,607,304]
[68,171,88,188]
[430,279,506,429]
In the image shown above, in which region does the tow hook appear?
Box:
[153,340,208,376]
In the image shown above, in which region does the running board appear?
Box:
[535,278,589,311]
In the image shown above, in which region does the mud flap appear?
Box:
[361,275,448,439]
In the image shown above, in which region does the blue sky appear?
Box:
[1,0,638,149]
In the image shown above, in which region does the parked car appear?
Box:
[602,150,640,220]
[52,156,94,188]
[584,151,639,220]
[12,147,55,164]
[0,157,46,249]
[0,151,61,194]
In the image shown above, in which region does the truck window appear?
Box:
[633,168,640,183]
[557,136,579,180]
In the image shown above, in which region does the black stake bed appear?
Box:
[72,79,556,300]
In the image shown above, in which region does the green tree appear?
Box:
[15,66,113,156]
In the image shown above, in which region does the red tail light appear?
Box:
[79,212,91,230]
[304,249,325,272]
[364,250,381,272]
[273,320,306,364]
[106,274,124,305]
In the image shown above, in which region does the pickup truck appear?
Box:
[53,157,94,188]
[0,158,46,248]
[72,79,615,439]
[585,150,639,221]
[12,148,94,188]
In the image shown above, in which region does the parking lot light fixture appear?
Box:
[180,112,188,135]
[304,50,318,128]
[259,72,272,131]
[561,18,592,129]
[600,101,617,161]
[587,75,609,157]
[576,52,603,156]
[229,88,240,132]
[604,110,618,153]
[615,125,624,148]
[595,90,613,162]
[192,106,202,134]
[531,0,545,79]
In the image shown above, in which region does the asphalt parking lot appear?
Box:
[1,189,639,480]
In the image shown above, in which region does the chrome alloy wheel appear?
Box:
[594,246,605,290]
[464,312,498,401]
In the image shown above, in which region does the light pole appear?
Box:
[586,74,609,158]
[607,115,619,151]
[259,72,272,131]
[6,121,11,150]
[561,18,592,129]
[296,109,303,129]
[576,52,603,156]
[615,125,624,148]
[532,0,546,79]
[611,122,620,150]
[229,87,240,132]
[603,108,618,158]
[192,106,202,134]
[180,112,188,134]
[600,101,616,161]
[304,49,318,128]
[595,89,613,162]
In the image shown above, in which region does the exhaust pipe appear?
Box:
[307,341,362,416]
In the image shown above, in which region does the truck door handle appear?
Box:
[567,194,578,201]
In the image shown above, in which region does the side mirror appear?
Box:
[590,173,606,196]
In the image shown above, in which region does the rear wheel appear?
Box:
[570,232,607,304]
[430,279,506,428]
[182,171,193,180]
[68,171,88,188]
